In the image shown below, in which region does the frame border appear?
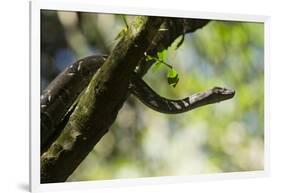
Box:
[30,0,270,192]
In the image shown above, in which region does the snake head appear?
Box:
[211,87,235,101]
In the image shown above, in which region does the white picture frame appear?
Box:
[30,0,270,192]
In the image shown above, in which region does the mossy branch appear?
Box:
[41,16,163,183]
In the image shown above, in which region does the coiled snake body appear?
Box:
[41,55,235,151]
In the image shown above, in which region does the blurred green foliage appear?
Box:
[41,10,264,181]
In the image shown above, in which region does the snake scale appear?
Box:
[41,55,235,151]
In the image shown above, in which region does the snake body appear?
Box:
[41,55,106,147]
[41,55,235,150]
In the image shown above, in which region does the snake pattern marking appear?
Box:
[41,55,235,150]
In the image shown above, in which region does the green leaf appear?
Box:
[167,68,179,88]
[167,68,177,77]
[157,49,167,61]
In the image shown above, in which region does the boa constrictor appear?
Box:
[41,55,235,150]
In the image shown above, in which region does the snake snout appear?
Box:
[212,87,235,99]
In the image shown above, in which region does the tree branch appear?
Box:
[40,18,213,183]
[41,16,163,183]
